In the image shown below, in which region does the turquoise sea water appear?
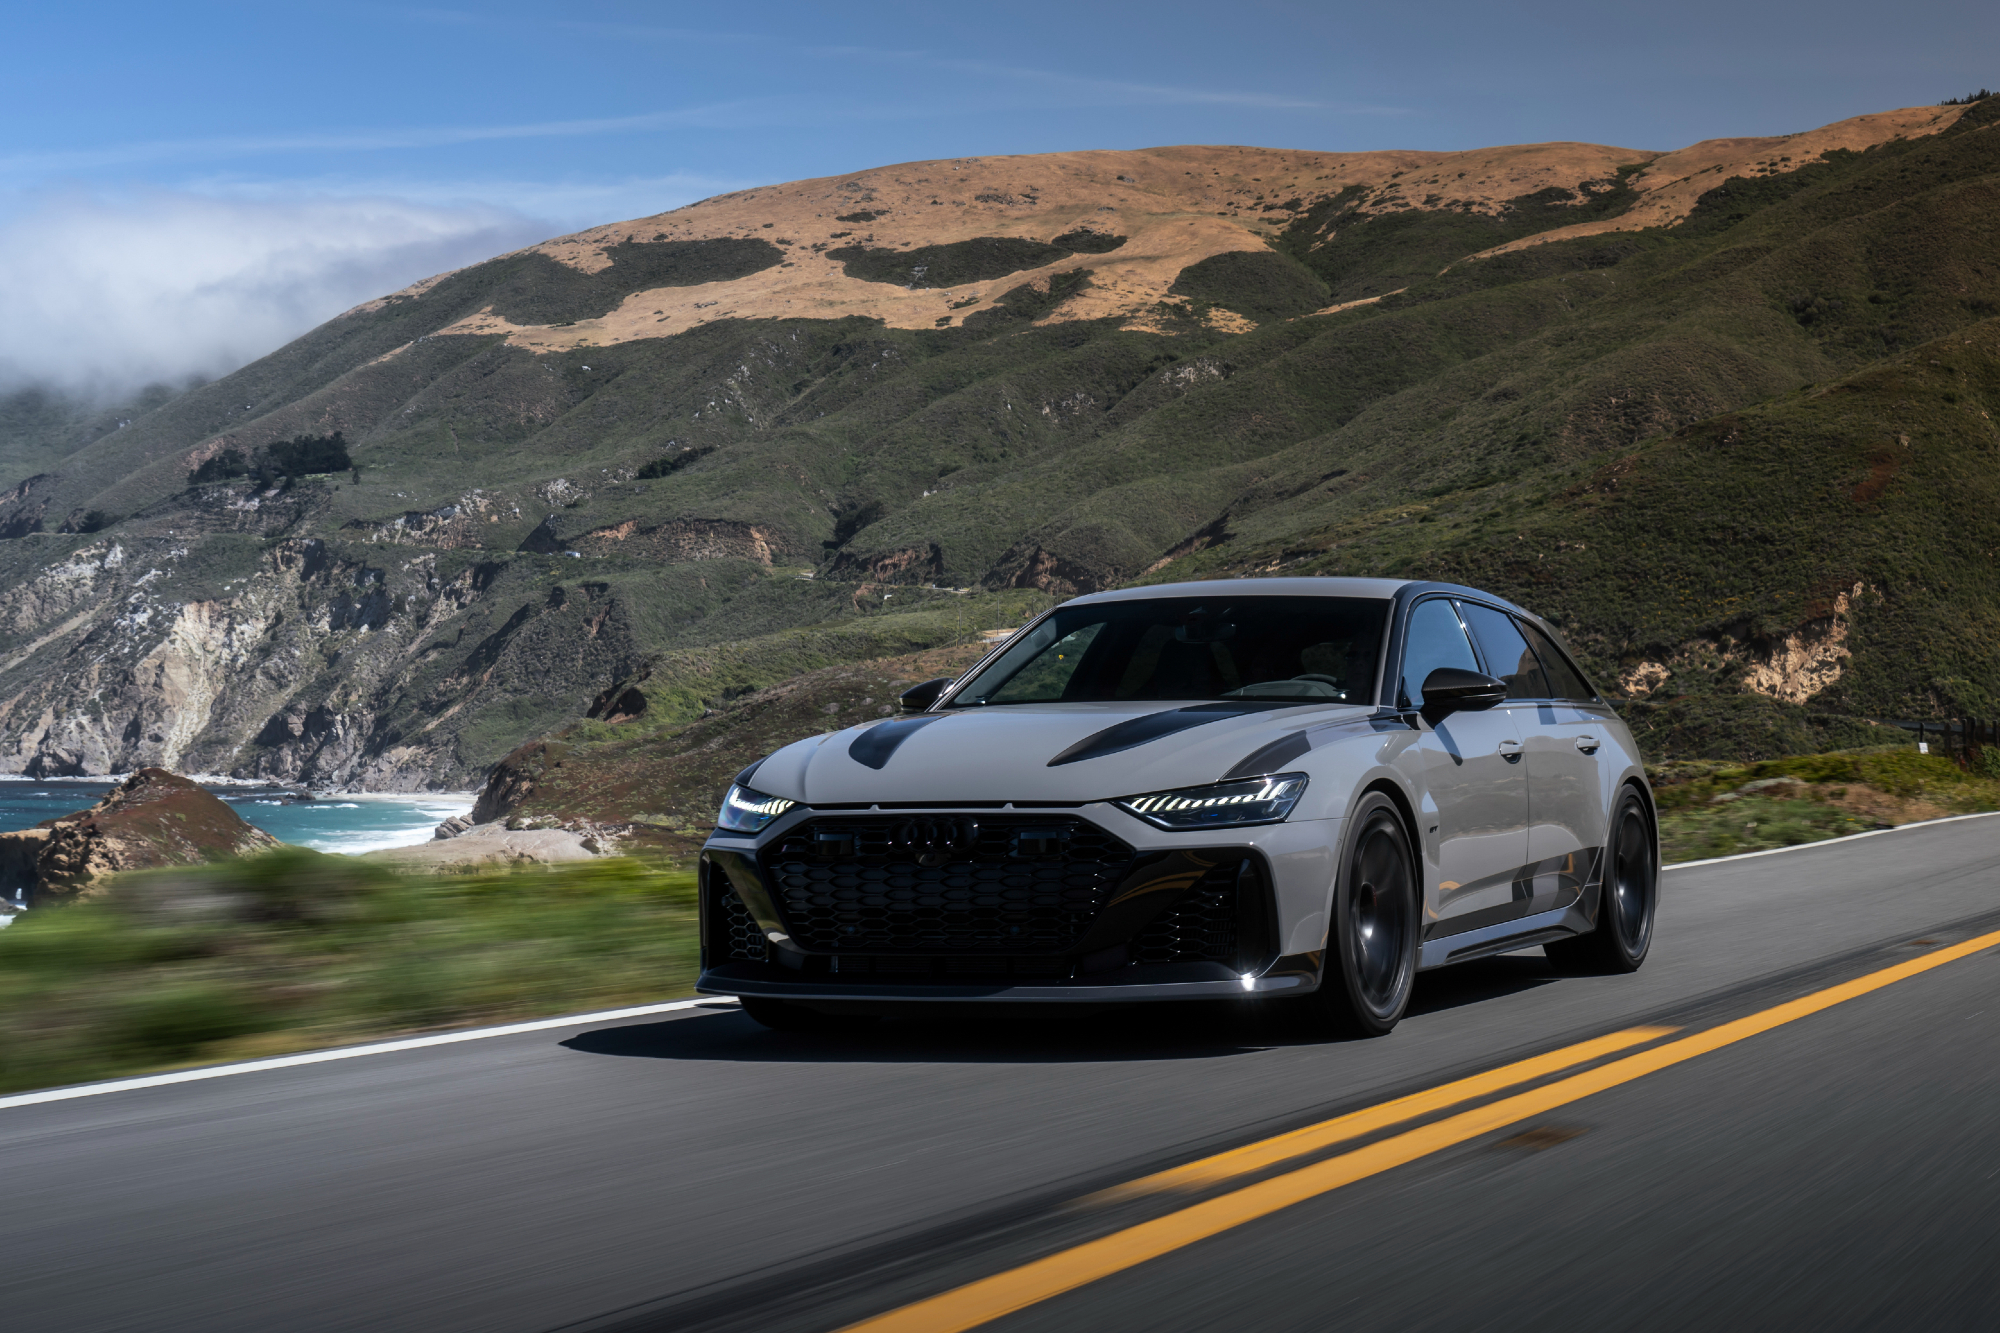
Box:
[0,780,474,856]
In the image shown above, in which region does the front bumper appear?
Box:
[695,802,1335,1004]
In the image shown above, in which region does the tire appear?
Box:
[1546,789,1656,975]
[738,996,879,1034]
[1305,793,1419,1037]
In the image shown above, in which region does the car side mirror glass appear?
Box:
[899,676,954,712]
[1420,667,1507,722]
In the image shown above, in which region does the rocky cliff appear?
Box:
[0,768,280,904]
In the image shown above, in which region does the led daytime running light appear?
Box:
[717,784,796,833]
[1124,779,1291,816]
[1115,773,1308,830]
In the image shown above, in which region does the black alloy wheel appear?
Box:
[1310,793,1419,1037]
[1547,789,1656,975]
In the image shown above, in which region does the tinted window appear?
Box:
[1459,602,1549,700]
[1398,598,1480,707]
[1518,621,1597,702]
[952,596,1386,705]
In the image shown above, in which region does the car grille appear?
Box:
[763,815,1135,953]
[1132,858,1240,965]
[718,886,769,962]
[824,956,1072,978]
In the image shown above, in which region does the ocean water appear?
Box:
[0,780,474,856]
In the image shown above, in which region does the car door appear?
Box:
[1480,608,1608,914]
[1397,597,1530,936]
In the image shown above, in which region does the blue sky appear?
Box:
[3,0,1991,394]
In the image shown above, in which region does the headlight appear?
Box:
[716,784,796,834]
[1114,772,1309,830]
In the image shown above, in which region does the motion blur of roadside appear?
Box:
[1652,744,2000,861]
[0,849,696,1097]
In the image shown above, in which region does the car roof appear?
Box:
[1069,576,1412,604]
[1068,576,1543,624]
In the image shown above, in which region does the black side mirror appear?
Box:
[1420,667,1506,722]
[899,676,954,712]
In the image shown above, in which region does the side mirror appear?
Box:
[1420,667,1506,722]
[899,676,954,712]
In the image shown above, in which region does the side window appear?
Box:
[1459,602,1549,700]
[1398,599,1480,707]
[1517,620,1597,702]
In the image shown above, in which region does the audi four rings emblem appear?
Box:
[895,818,974,865]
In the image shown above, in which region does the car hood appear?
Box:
[746,700,1371,805]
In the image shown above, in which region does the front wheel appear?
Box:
[1546,789,1656,975]
[1304,793,1419,1037]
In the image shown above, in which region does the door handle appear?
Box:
[1497,739,1523,763]
[1574,735,1600,754]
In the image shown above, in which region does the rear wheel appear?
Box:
[738,996,880,1034]
[1546,789,1656,974]
[1305,793,1419,1037]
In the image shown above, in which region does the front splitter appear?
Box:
[696,972,1308,1003]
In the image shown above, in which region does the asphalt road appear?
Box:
[5,817,2000,1332]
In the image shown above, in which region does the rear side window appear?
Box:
[1518,620,1598,702]
[1398,598,1480,707]
[1458,602,1549,700]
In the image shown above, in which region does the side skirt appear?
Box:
[1416,887,1597,971]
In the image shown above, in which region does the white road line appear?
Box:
[0,996,738,1112]
[1666,809,2000,871]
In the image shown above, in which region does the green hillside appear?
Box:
[0,97,1993,796]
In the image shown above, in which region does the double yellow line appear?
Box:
[842,926,2000,1333]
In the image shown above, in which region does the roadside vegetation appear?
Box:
[1651,746,2000,862]
[0,849,698,1097]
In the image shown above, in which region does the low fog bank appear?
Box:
[0,190,557,401]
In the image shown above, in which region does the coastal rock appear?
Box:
[469,741,567,825]
[1,768,280,905]
[433,814,474,840]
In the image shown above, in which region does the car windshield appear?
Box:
[949,596,1387,706]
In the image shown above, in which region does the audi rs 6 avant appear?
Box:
[699,579,1657,1035]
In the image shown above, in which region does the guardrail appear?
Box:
[1873,717,1998,763]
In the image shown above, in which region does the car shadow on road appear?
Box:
[562,1000,1316,1064]
[562,958,1562,1065]
[1408,955,1559,1017]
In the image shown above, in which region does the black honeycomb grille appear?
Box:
[719,886,768,962]
[764,815,1135,953]
[1132,861,1239,965]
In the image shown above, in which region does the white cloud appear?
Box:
[0,182,717,398]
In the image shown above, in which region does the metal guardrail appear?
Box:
[1871,717,1998,761]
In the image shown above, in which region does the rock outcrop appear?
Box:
[0,768,280,905]
[469,740,568,825]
